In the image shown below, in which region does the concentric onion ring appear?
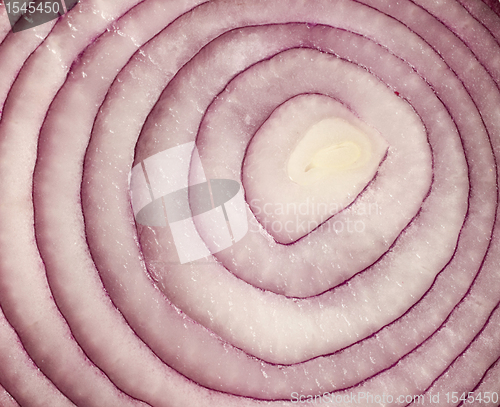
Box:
[0,0,499,406]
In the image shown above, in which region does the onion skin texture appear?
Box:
[0,0,499,406]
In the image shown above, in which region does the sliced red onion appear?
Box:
[0,385,19,407]
[0,0,499,405]
[0,308,74,406]
[32,0,209,404]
